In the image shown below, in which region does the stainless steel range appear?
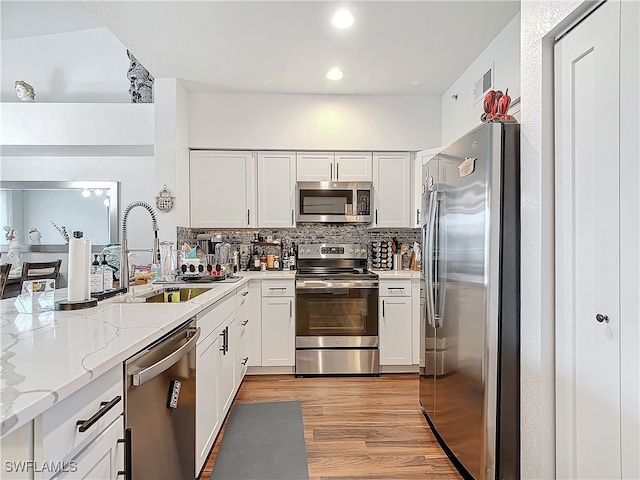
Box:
[295,243,379,375]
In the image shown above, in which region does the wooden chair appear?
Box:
[20,259,62,283]
[0,263,11,299]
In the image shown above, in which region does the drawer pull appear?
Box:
[388,287,405,291]
[241,291,249,297]
[76,395,121,433]
[269,287,286,291]
[117,428,132,480]
[241,320,249,326]
[241,357,249,366]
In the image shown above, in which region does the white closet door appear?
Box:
[555,1,621,479]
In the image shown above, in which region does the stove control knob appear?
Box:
[348,248,353,254]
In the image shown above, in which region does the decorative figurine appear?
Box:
[4,225,22,276]
[29,227,42,245]
[126,50,154,103]
[15,80,35,102]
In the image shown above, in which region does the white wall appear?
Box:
[520,1,585,478]
[188,93,441,151]
[0,155,155,282]
[1,28,131,103]
[441,13,521,146]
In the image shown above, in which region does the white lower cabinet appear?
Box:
[218,313,237,415]
[55,418,124,480]
[195,325,221,474]
[379,280,412,366]
[34,365,123,480]
[261,280,295,367]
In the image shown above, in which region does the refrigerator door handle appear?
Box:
[425,190,438,328]
[434,194,444,329]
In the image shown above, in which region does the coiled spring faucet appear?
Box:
[121,201,160,290]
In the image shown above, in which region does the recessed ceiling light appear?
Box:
[332,9,354,28]
[326,68,345,81]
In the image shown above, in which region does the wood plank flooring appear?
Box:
[199,374,463,480]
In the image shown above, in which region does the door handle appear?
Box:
[596,313,609,323]
[131,328,200,386]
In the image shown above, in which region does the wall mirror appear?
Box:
[0,181,119,251]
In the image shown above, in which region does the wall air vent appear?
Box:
[474,65,494,104]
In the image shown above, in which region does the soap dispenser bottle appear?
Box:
[90,254,104,293]
[101,254,114,291]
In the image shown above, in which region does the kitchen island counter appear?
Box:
[0,270,294,438]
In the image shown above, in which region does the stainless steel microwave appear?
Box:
[296,182,372,223]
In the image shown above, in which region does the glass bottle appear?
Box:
[101,254,114,291]
[160,241,176,280]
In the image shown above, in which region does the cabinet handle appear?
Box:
[241,291,249,297]
[382,300,385,317]
[76,395,121,433]
[247,209,250,225]
[220,329,227,355]
[416,209,420,225]
[596,313,609,323]
[292,209,295,226]
[336,162,339,180]
[241,320,249,326]
[241,357,249,366]
[388,287,405,291]
[117,428,132,480]
[375,209,378,225]
[225,326,229,353]
[330,163,333,180]
[289,300,292,318]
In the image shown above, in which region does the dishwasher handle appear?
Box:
[131,327,200,386]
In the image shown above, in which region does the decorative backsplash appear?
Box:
[178,224,420,248]
[177,224,421,270]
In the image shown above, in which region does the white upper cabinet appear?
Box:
[296,152,372,182]
[189,151,256,228]
[296,152,334,181]
[257,152,296,228]
[372,152,411,228]
[334,152,373,182]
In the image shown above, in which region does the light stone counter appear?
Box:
[373,269,422,279]
[0,270,295,438]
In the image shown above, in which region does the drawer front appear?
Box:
[380,280,412,296]
[261,280,294,297]
[36,365,123,475]
[198,291,235,343]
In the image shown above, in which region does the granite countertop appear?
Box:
[0,270,295,439]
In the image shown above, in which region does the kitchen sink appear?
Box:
[128,287,213,303]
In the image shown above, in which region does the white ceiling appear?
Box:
[2,0,520,96]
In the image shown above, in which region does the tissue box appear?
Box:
[14,279,55,313]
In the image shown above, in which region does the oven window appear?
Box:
[299,189,353,215]
[296,288,378,336]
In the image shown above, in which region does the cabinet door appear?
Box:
[372,153,411,227]
[296,152,334,182]
[56,418,123,480]
[261,297,295,366]
[334,152,372,182]
[379,296,412,365]
[196,332,221,474]
[247,281,262,367]
[190,151,256,228]
[218,316,236,415]
[257,152,296,227]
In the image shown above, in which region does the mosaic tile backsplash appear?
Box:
[177,224,421,269]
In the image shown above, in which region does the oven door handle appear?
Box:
[296,280,379,290]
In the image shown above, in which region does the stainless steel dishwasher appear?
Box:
[124,318,200,480]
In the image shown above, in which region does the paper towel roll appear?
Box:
[67,231,92,301]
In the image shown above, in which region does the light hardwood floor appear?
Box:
[200,373,463,480]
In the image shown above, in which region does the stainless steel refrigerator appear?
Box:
[419,122,520,480]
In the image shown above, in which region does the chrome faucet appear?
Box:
[121,201,160,290]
